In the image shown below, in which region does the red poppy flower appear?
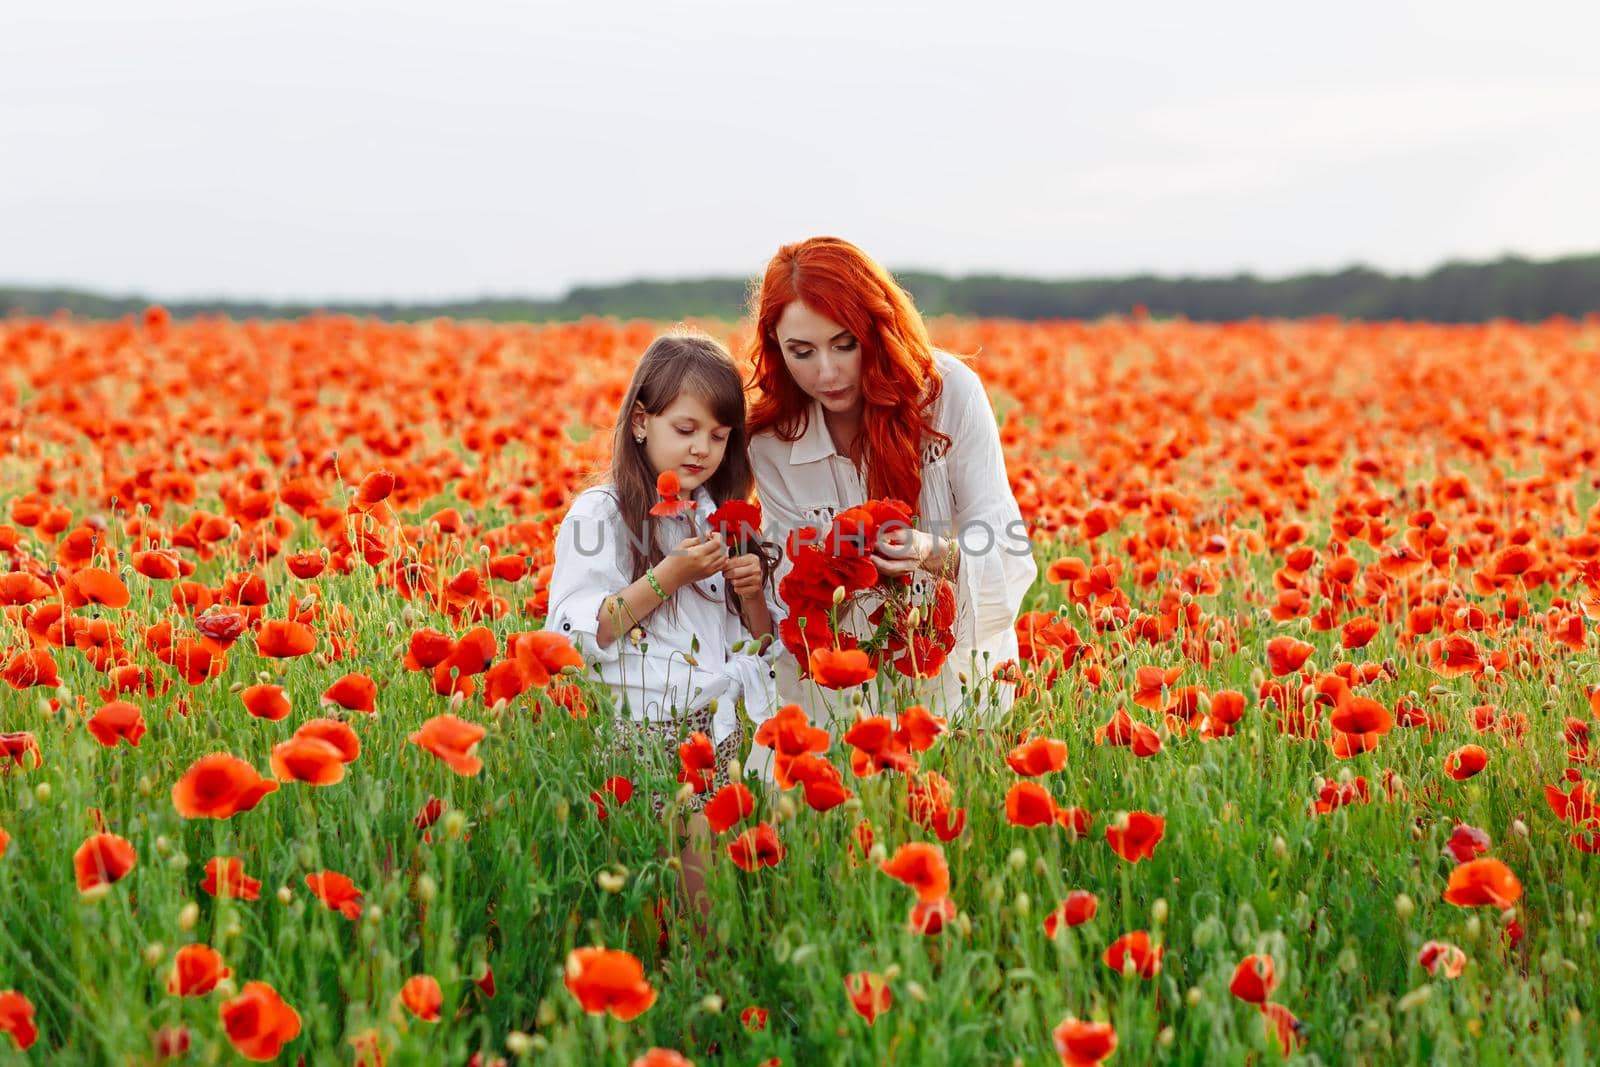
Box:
[703,782,754,833]
[1103,930,1163,978]
[256,619,316,658]
[676,731,717,794]
[1418,940,1467,978]
[727,822,785,871]
[1105,811,1165,863]
[240,683,291,721]
[305,870,365,919]
[879,841,950,902]
[409,714,486,776]
[808,647,877,689]
[1266,636,1315,676]
[908,895,957,935]
[0,732,42,773]
[0,991,38,1050]
[1042,891,1099,936]
[271,734,348,786]
[86,700,147,748]
[1052,1017,1116,1066]
[1444,744,1489,781]
[400,975,443,1022]
[1006,737,1069,776]
[843,971,892,1024]
[563,947,657,1020]
[65,567,130,609]
[1443,857,1522,908]
[202,856,261,900]
[322,672,377,713]
[172,753,278,819]
[1228,954,1277,1003]
[649,470,695,518]
[787,753,853,811]
[1444,823,1490,863]
[219,981,301,1061]
[75,832,137,891]
[168,944,231,997]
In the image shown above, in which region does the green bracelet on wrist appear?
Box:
[645,567,670,601]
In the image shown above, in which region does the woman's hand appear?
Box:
[657,532,728,592]
[870,526,934,578]
[723,552,765,600]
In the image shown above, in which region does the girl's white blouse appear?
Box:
[747,351,1039,727]
[542,482,782,743]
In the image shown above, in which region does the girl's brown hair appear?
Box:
[589,330,769,624]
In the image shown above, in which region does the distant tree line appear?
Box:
[4,252,1598,323]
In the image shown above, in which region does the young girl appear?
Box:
[543,331,783,803]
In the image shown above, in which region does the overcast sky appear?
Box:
[4,0,1598,302]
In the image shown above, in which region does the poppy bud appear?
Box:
[700,994,724,1014]
[832,585,846,606]
[1397,986,1432,1012]
[1152,898,1168,925]
[1186,987,1203,1006]
[1014,892,1031,916]
[178,902,199,931]
[143,942,166,967]
[1006,848,1027,870]
[277,886,293,904]
[596,871,625,893]
[1511,819,1528,837]
[34,782,51,803]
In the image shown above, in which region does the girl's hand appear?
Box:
[870,526,932,578]
[659,532,728,591]
[723,553,765,600]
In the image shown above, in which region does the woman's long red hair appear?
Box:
[745,236,949,509]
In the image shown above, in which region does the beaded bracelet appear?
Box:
[645,567,670,601]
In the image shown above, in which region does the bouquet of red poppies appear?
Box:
[776,498,957,688]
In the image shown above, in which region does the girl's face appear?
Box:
[632,390,731,495]
[775,300,863,415]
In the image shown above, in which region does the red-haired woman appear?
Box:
[745,236,1038,732]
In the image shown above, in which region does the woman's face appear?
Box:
[774,301,863,415]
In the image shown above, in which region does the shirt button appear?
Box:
[561,621,571,631]
[710,582,717,592]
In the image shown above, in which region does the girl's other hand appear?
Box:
[723,553,764,600]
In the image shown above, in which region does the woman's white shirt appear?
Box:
[541,482,782,743]
[747,350,1039,727]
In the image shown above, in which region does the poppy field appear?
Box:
[3,310,1600,1065]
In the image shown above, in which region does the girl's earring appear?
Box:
[634,433,646,444]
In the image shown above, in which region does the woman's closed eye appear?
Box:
[789,340,857,359]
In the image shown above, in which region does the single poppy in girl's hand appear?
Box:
[649,470,696,518]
